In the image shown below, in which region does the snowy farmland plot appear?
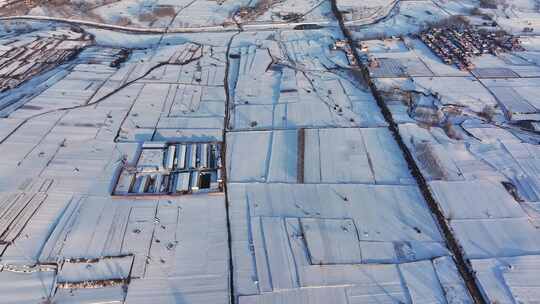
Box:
[228,30,387,130]
[0,0,540,303]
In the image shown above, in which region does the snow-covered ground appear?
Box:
[1,0,336,29]
[362,23,540,303]
[224,23,473,304]
[0,0,540,303]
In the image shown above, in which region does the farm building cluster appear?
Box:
[0,27,91,92]
[113,141,223,196]
[419,26,522,70]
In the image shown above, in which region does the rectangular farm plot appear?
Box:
[113,141,223,196]
[57,255,134,286]
[301,218,362,265]
[227,128,413,184]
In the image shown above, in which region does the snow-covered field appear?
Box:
[360,5,540,299]
[0,0,539,303]
[1,0,335,28]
